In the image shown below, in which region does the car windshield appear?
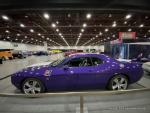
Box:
[50,58,66,66]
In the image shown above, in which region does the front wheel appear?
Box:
[108,75,128,90]
[22,78,45,94]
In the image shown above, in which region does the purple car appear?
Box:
[11,53,143,94]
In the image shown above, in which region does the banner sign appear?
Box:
[119,32,136,40]
[110,39,122,44]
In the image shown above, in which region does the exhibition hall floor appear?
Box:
[0,54,150,113]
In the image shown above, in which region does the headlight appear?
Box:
[44,70,52,76]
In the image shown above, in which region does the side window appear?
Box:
[66,57,92,67]
[91,57,103,66]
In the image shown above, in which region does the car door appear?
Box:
[64,57,99,89]
[46,59,70,91]
[61,57,90,90]
[77,56,107,89]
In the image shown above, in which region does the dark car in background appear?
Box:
[0,57,2,64]
[12,51,26,59]
[33,51,48,56]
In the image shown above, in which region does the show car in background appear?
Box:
[12,51,27,59]
[142,62,150,75]
[11,53,143,94]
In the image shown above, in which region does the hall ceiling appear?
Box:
[0,10,150,46]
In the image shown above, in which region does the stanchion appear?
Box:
[80,96,84,113]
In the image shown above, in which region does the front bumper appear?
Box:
[11,74,23,89]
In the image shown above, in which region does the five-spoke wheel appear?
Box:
[22,78,44,94]
[108,75,128,90]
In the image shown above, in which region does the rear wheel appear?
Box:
[108,75,128,90]
[22,78,45,94]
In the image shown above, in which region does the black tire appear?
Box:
[0,59,2,64]
[22,78,45,94]
[108,75,128,90]
[9,57,13,60]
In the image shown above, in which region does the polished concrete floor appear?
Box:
[0,54,150,113]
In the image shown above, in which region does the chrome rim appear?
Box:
[23,80,41,94]
[112,76,128,90]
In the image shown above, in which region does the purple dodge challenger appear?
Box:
[11,53,143,94]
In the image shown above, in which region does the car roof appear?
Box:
[69,53,106,58]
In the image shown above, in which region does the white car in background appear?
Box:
[142,62,150,75]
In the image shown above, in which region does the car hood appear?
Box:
[27,62,51,67]
[14,62,52,76]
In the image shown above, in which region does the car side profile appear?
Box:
[11,53,143,94]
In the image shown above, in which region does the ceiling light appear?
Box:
[105,28,109,32]
[112,21,117,27]
[56,21,59,24]
[30,29,34,33]
[47,37,49,40]
[25,15,28,18]
[124,21,127,24]
[38,33,41,36]
[59,33,62,36]
[31,38,34,40]
[96,35,98,38]
[81,29,84,32]
[109,14,112,18]
[43,13,50,19]
[25,36,27,38]
[56,29,59,32]
[42,36,45,38]
[79,33,82,36]
[112,23,116,27]
[125,14,132,19]
[17,33,20,36]
[20,23,25,28]
[2,15,9,20]
[99,32,103,36]
[128,28,132,32]
[15,38,18,41]
[7,36,10,39]
[86,13,92,19]
[68,14,71,18]
[145,16,149,19]
[148,30,150,33]
[139,24,144,27]
[83,23,87,28]
[5,30,9,33]
[51,23,56,28]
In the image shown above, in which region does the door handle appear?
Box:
[88,70,93,72]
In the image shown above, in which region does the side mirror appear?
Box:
[63,65,69,70]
